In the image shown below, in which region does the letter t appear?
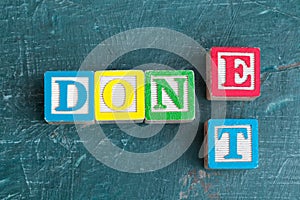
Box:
[218,128,248,159]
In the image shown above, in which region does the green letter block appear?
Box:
[145,70,195,123]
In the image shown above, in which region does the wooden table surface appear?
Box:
[0,0,299,199]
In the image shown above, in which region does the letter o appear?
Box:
[103,79,134,111]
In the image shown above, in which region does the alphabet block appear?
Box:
[145,70,195,123]
[204,119,259,169]
[206,47,260,100]
[44,71,94,123]
[94,70,145,122]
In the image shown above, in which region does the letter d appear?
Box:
[55,80,87,111]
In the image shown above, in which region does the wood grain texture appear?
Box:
[0,0,299,199]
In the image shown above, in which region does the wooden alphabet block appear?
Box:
[206,47,260,100]
[94,70,145,122]
[145,70,195,123]
[44,71,94,123]
[204,119,259,169]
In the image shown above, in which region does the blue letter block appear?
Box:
[205,119,259,169]
[44,71,94,123]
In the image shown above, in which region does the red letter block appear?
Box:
[206,47,260,100]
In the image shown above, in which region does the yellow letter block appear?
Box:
[94,70,145,122]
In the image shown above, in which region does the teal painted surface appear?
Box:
[1,0,300,199]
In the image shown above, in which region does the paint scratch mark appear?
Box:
[273,158,290,185]
[3,94,12,101]
[276,62,300,71]
[266,97,294,113]
[20,157,32,195]
[253,1,300,21]
[74,154,86,168]
[258,10,270,15]
[3,193,20,200]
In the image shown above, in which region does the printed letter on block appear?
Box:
[145,70,195,123]
[204,119,259,169]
